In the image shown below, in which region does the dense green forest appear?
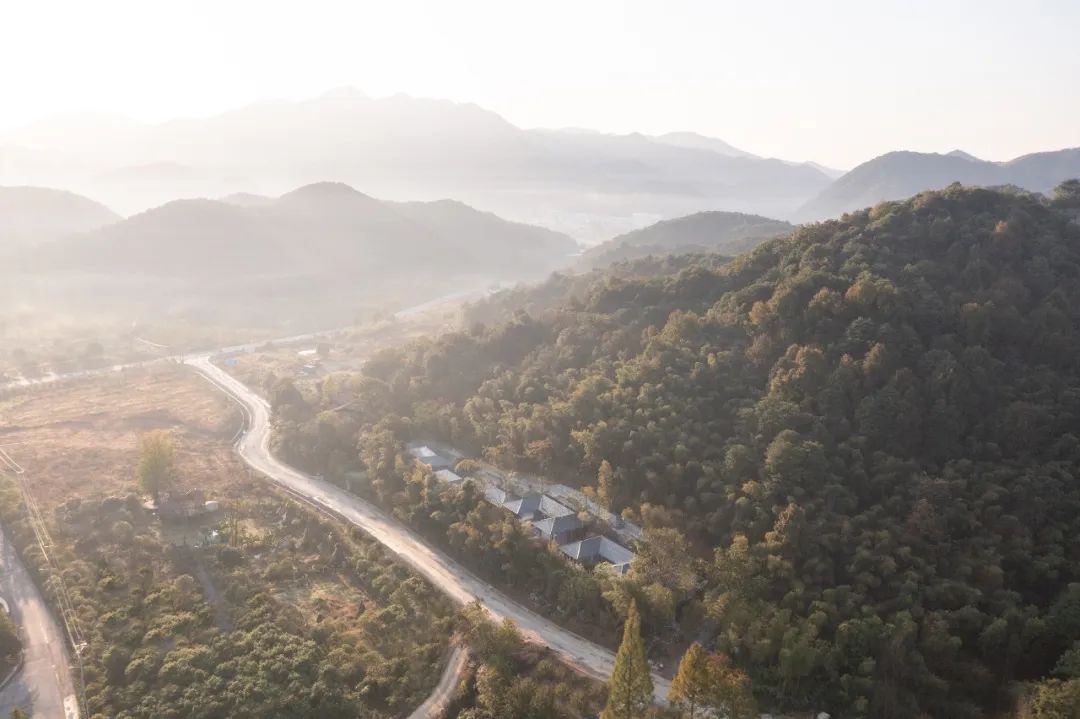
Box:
[270,182,1080,717]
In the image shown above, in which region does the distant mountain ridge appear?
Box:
[0,91,835,236]
[649,131,758,159]
[35,181,577,280]
[0,185,119,246]
[798,147,1080,220]
[5,181,578,328]
[580,210,793,268]
[5,91,1075,233]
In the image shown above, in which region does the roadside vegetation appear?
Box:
[444,603,606,719]
[0,609,21,679]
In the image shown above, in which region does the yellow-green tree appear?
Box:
[708,653,756,719]
[597,459,616,511]
[670,642,710,718]
[137,430,176,500]
[602,600,653,719]
[671,643,756,719]
[1032,679,1080,718]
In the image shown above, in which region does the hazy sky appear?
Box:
[4,0,1078,168]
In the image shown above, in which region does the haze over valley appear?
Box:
[2,3,1080,719]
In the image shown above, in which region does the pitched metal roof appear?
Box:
[559,535,636,570]
[533,514,584,538]
[434,469,464,483]
[483,486,515,506]
[503,494,543,518]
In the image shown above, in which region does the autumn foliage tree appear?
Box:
[671,643,756,719]
[670,642,711,718]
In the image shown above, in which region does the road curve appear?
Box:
[187,354,671,703]
[406,647,468,719]
[0,527,79,719]
[0,287,493,395]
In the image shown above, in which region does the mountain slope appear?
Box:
[355,183,1080,717]
[798,147,1080,220]
[0,186,119,246]
[579,210,793,268]
[390,198,578,269]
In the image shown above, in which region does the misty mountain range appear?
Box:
[0,181,577,329]
[3,90,1077,244]
[797,147,1080,220]
[0,90,836,240]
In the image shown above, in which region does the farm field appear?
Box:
[0,366,454,718]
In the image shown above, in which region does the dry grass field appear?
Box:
[0,364,244,510]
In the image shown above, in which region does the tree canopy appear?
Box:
[273,182,1080,717]
[136,430,176,499]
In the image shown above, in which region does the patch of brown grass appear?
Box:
[0,365,244,510]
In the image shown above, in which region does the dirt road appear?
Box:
[189,354,671,703]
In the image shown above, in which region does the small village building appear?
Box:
[533,514,586,544]
[407,445,454,471]
[483,486,513,506]
[502,493,574,521]
[559,535,636,575]
[434,468,464,483]
[502,494,544,520]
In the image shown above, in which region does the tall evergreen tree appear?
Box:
[602,600,653,719]
[597,459,616,511]
[670,642,710,718]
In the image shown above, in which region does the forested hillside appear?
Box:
[286,181,1080,717]
[579,210,793,269]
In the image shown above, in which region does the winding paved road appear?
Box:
[188,354,671,704]
[0,528,78,719]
